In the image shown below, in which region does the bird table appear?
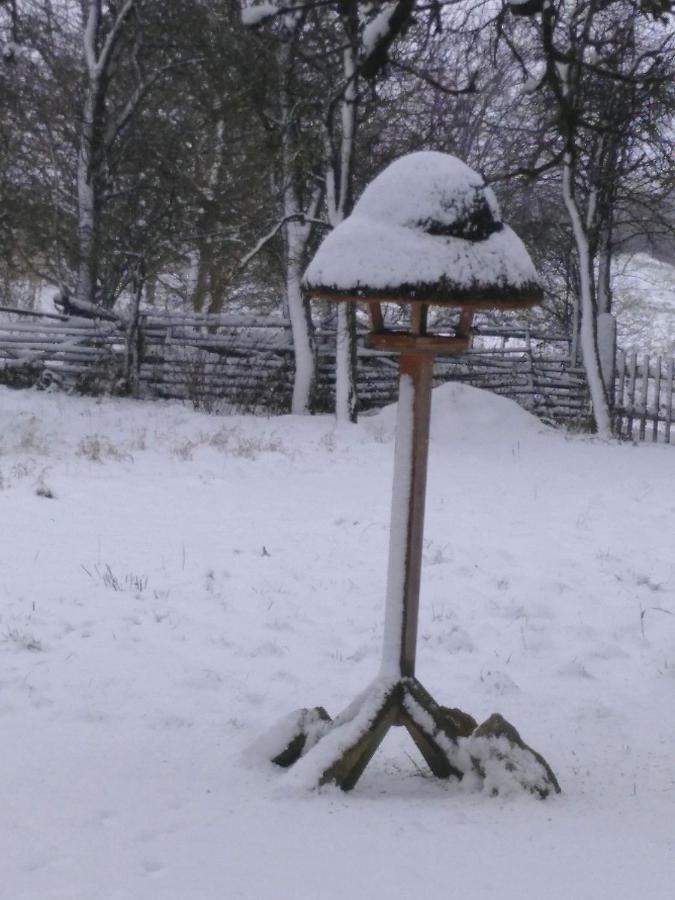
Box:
[280,295,534,791]
[264,152,560,796]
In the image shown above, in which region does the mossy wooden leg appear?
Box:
[319,684,402,791]
[399,709,463,779]
[405,678,475,737]
[398,678,468,780]
[271,707,332,768]
[438,705,479,738]
[264,675,559,795]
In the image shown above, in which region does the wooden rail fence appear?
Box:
[2,306,671,441]
[614,350,674,443]
[0,308,591,424]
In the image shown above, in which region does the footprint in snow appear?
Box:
[479,669,521,695]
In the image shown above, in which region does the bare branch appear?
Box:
[389,58,478,95]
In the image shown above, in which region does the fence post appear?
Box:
[652,356,662,442]
[597,312,617,409]
[638,353,649,441]
[524,322,536,411]
[123,255,145,397]
[614,349,626,438]
[626,351,638,441]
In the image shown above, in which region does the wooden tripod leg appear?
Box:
[401,712,463,779]
[271,707,332,768]
[319,684,402,791]
[405,679,475,736]
[398,679,476,780]
[398,682,462,780]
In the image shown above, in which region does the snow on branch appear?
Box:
[53,290,125,325]
[82,0,101,74]
[390,58,477,95]
[241,0,417,79]
[240,0,334,29]
[362,3,398,55]
[506,0,545,16]
[241,1,280,26]
[232,213,329,278]
[85,0,136,79]
[359,0,416,78]
[1,0,31,64]
[2,39,19,63]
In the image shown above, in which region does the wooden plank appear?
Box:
[626,351,638,440]
[474,326,573,342]
[368,302,384,332]
[652,356,662,442]
[614,349,626,438]
[410,303,429,336]
[141,313,291,329]
[308,287,541,310]
[639,353,650,441]
[367,332,469,354]
[0,305,68,321]
[455,308,474,338]
[0,332,110,345]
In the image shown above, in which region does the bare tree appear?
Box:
[243,0,418,419]
[479,0,671,435]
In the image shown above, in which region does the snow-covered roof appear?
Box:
[304,152,541,307]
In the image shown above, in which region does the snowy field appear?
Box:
[1,383,674,900]
[614,253,675,356]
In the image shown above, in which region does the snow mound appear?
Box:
[303,151,540,299]
[370,381,545,445]
[347,151,500,238]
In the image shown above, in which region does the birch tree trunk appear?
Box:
[192,110,226,313]
[562,155,612,438]
[241,2,419,423]
[596,247,611,317]
[279,44,317,415]
[76,1,104,307]
[76,0,136,309]
[284,211,317,415]
[76,86,100,307]
[326,35,358,424]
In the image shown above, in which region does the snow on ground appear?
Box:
[1,384,674,900]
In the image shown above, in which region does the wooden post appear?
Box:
[381,350,435,678]
[653,356,662,443]
[123,255,145,398]
[615,349,626,438]
[597,312,617,408]
[639,353,650,442]
[268,316,562,796]
[626,351,638,440]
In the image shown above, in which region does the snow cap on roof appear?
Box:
[303,151,541,306]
